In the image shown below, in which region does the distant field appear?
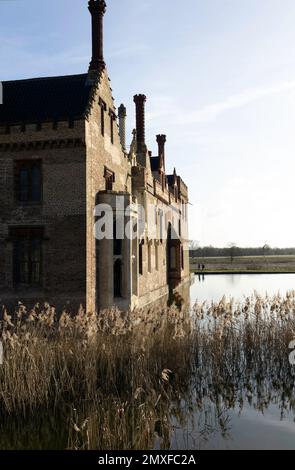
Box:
[190,255,295,274]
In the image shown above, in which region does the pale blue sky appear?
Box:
[1,0,295,247]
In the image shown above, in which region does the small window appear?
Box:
[10,227,43,286]
[15,160,42,204]
[104,167,115,191]
[181,246,184,270]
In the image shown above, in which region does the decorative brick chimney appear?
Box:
[88,0,107,78]
[118,104,127,152]
[156,134,166,172]
[133,94,147,155]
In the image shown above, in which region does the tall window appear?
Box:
[139,241,143,275]
[155,244,159,271]
[114,259,122,298]
[11,227,43,286]
[15,160,42,204]
[159,210,163,242]
[99,98,107,136]
[113,220,122,256]
[170,246,177,270]
[109,110,116,144]
[148,244,152,273]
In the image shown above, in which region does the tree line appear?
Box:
[189,244,295,258]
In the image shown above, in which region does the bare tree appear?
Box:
[263,243,271,262]
[228,242,237,263]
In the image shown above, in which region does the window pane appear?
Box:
[16,161,42,203]
[19,168,30,202]
[139,242,143,275]
[30,239,42,284]
[113,221,122,256]
[31,165,41,202]
[114,259,122,298]
[13,234,42,286]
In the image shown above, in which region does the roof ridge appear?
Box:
[2,73,88,85]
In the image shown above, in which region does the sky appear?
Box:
[1,0,295,248]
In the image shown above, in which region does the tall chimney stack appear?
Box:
[118,104,127,152]
[133,94,147,154]
[88,0,107,76]
[156,134,166,171]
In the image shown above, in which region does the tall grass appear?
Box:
[0,291,295,449]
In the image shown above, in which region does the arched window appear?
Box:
[114,259,122,298]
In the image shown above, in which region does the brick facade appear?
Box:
[0,0,190,312]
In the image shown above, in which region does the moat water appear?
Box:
[1,274,295,450]
[182,273,295,450]
[190,272,295,304]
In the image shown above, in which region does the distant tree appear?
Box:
[228,242,237,263]
[262,243,271,261]
[189,240,200,251]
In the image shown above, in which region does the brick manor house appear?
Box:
[0,0,190,311]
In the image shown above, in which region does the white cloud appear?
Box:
[179,80,295,124]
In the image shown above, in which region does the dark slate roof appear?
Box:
[0,73,92,125]
[150,156,160,172]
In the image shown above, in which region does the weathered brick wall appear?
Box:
[133,156,190,306]
[0,121,87,311]
[85,70,131,311]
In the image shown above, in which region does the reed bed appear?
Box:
[0,291,294,449]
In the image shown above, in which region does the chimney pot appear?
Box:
[118,104,127,152]
[156,134,166,171]
[133,94,147,154]
[88,0,107,76]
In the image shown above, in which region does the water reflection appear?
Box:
[3,345,293,451]
[191,273,295,303]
